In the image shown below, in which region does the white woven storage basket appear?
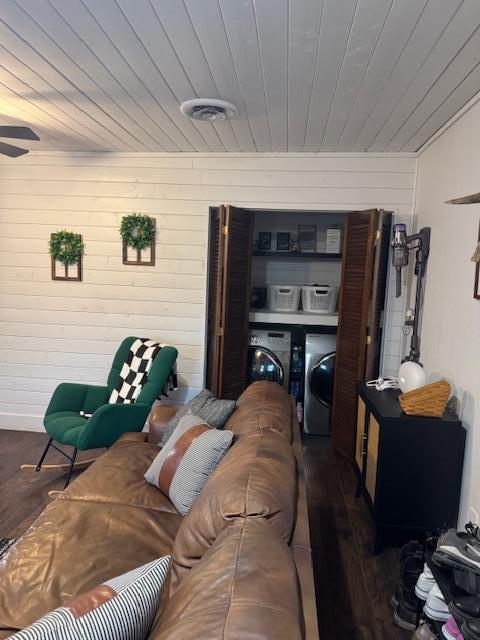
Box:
[301,285,338,314]
[267,285,301,312]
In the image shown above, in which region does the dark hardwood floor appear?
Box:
[0,429,408,639]
[303,435,410,640]
[0,430,104,539]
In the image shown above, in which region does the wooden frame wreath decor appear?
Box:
[49,230,84,281]
[120,213,156,265]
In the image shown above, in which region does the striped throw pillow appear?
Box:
[9,556,171,640]
[145,414,234,516]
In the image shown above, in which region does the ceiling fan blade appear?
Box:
[0,126,40,141]
[445,192,480,204]
[0,141,29,157]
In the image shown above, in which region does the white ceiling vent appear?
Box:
[180,98,238,122]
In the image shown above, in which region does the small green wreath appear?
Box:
[120,214,155,250]
[49,230,84,266]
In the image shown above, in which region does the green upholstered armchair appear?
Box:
[34,337,178,487]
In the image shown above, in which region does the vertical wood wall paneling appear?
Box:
[0,152,415,430]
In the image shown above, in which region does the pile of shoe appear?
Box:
[392,525,480,639]
[415,562,450,621]
[391,541,425,631]
[434,524,480,640]
[413,561,463,639]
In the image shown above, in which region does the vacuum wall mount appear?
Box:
[391,225,431,363]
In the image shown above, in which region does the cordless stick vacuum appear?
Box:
[391,224,431,364]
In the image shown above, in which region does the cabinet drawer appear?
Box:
[365,414,380,501]
[355,397,366,471]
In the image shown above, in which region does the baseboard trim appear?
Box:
[0,413,43,432]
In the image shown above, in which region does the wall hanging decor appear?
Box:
[276,232,291,251]
[472,220,480,300]
[120,213,156,266]
[257,231,271,251]
[298,224,316,252]
[49,230,84,281]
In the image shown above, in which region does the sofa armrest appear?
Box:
[290,397,319,640]
[148,404,180,444]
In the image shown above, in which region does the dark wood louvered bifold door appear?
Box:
[365,211,392,380]
[331,209,391,460]
[206,206,226,396]
[206,205,254,400]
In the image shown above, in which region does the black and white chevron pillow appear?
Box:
[9,556,171,640]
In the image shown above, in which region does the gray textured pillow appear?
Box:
[159,389,235,446]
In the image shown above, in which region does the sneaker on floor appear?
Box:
[424,584,451,622]
[434,527,480,573]
[401,540,424,563]
[415,563,437,600]
[391,586,401,609]
[412,622,438,640]
[442,615,464,640]
[392,582,421,611]
[451,597,480,626]
[393,598,418,631]
[391,585,418,610]
[402,553,426,584]
[462,618,480,640]
[401,548,425,570]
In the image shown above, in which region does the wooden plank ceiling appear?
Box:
[0,0,479,153]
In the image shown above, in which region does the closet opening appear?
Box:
[206,205,392,460]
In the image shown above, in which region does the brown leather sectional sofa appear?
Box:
[0,381,318,639]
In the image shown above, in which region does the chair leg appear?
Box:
[64,448,78,489]
[35,437,53,472]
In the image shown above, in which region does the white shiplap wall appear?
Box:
[0,152,416,431]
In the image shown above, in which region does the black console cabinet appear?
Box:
[355,383,466,553]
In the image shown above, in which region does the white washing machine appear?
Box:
[304,333,337,435]
[248,329,291,392]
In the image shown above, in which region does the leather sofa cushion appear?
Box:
[0,499,181,633]
[170,429,296,591]
[225,381,293,442]
[59,439,178,514]
[149,518,302,640]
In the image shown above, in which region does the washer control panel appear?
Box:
[250,331,290,351]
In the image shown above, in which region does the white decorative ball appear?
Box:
[398,361,427,393]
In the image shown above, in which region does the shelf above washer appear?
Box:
[249,310,339,326]
[253,251,342,260]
